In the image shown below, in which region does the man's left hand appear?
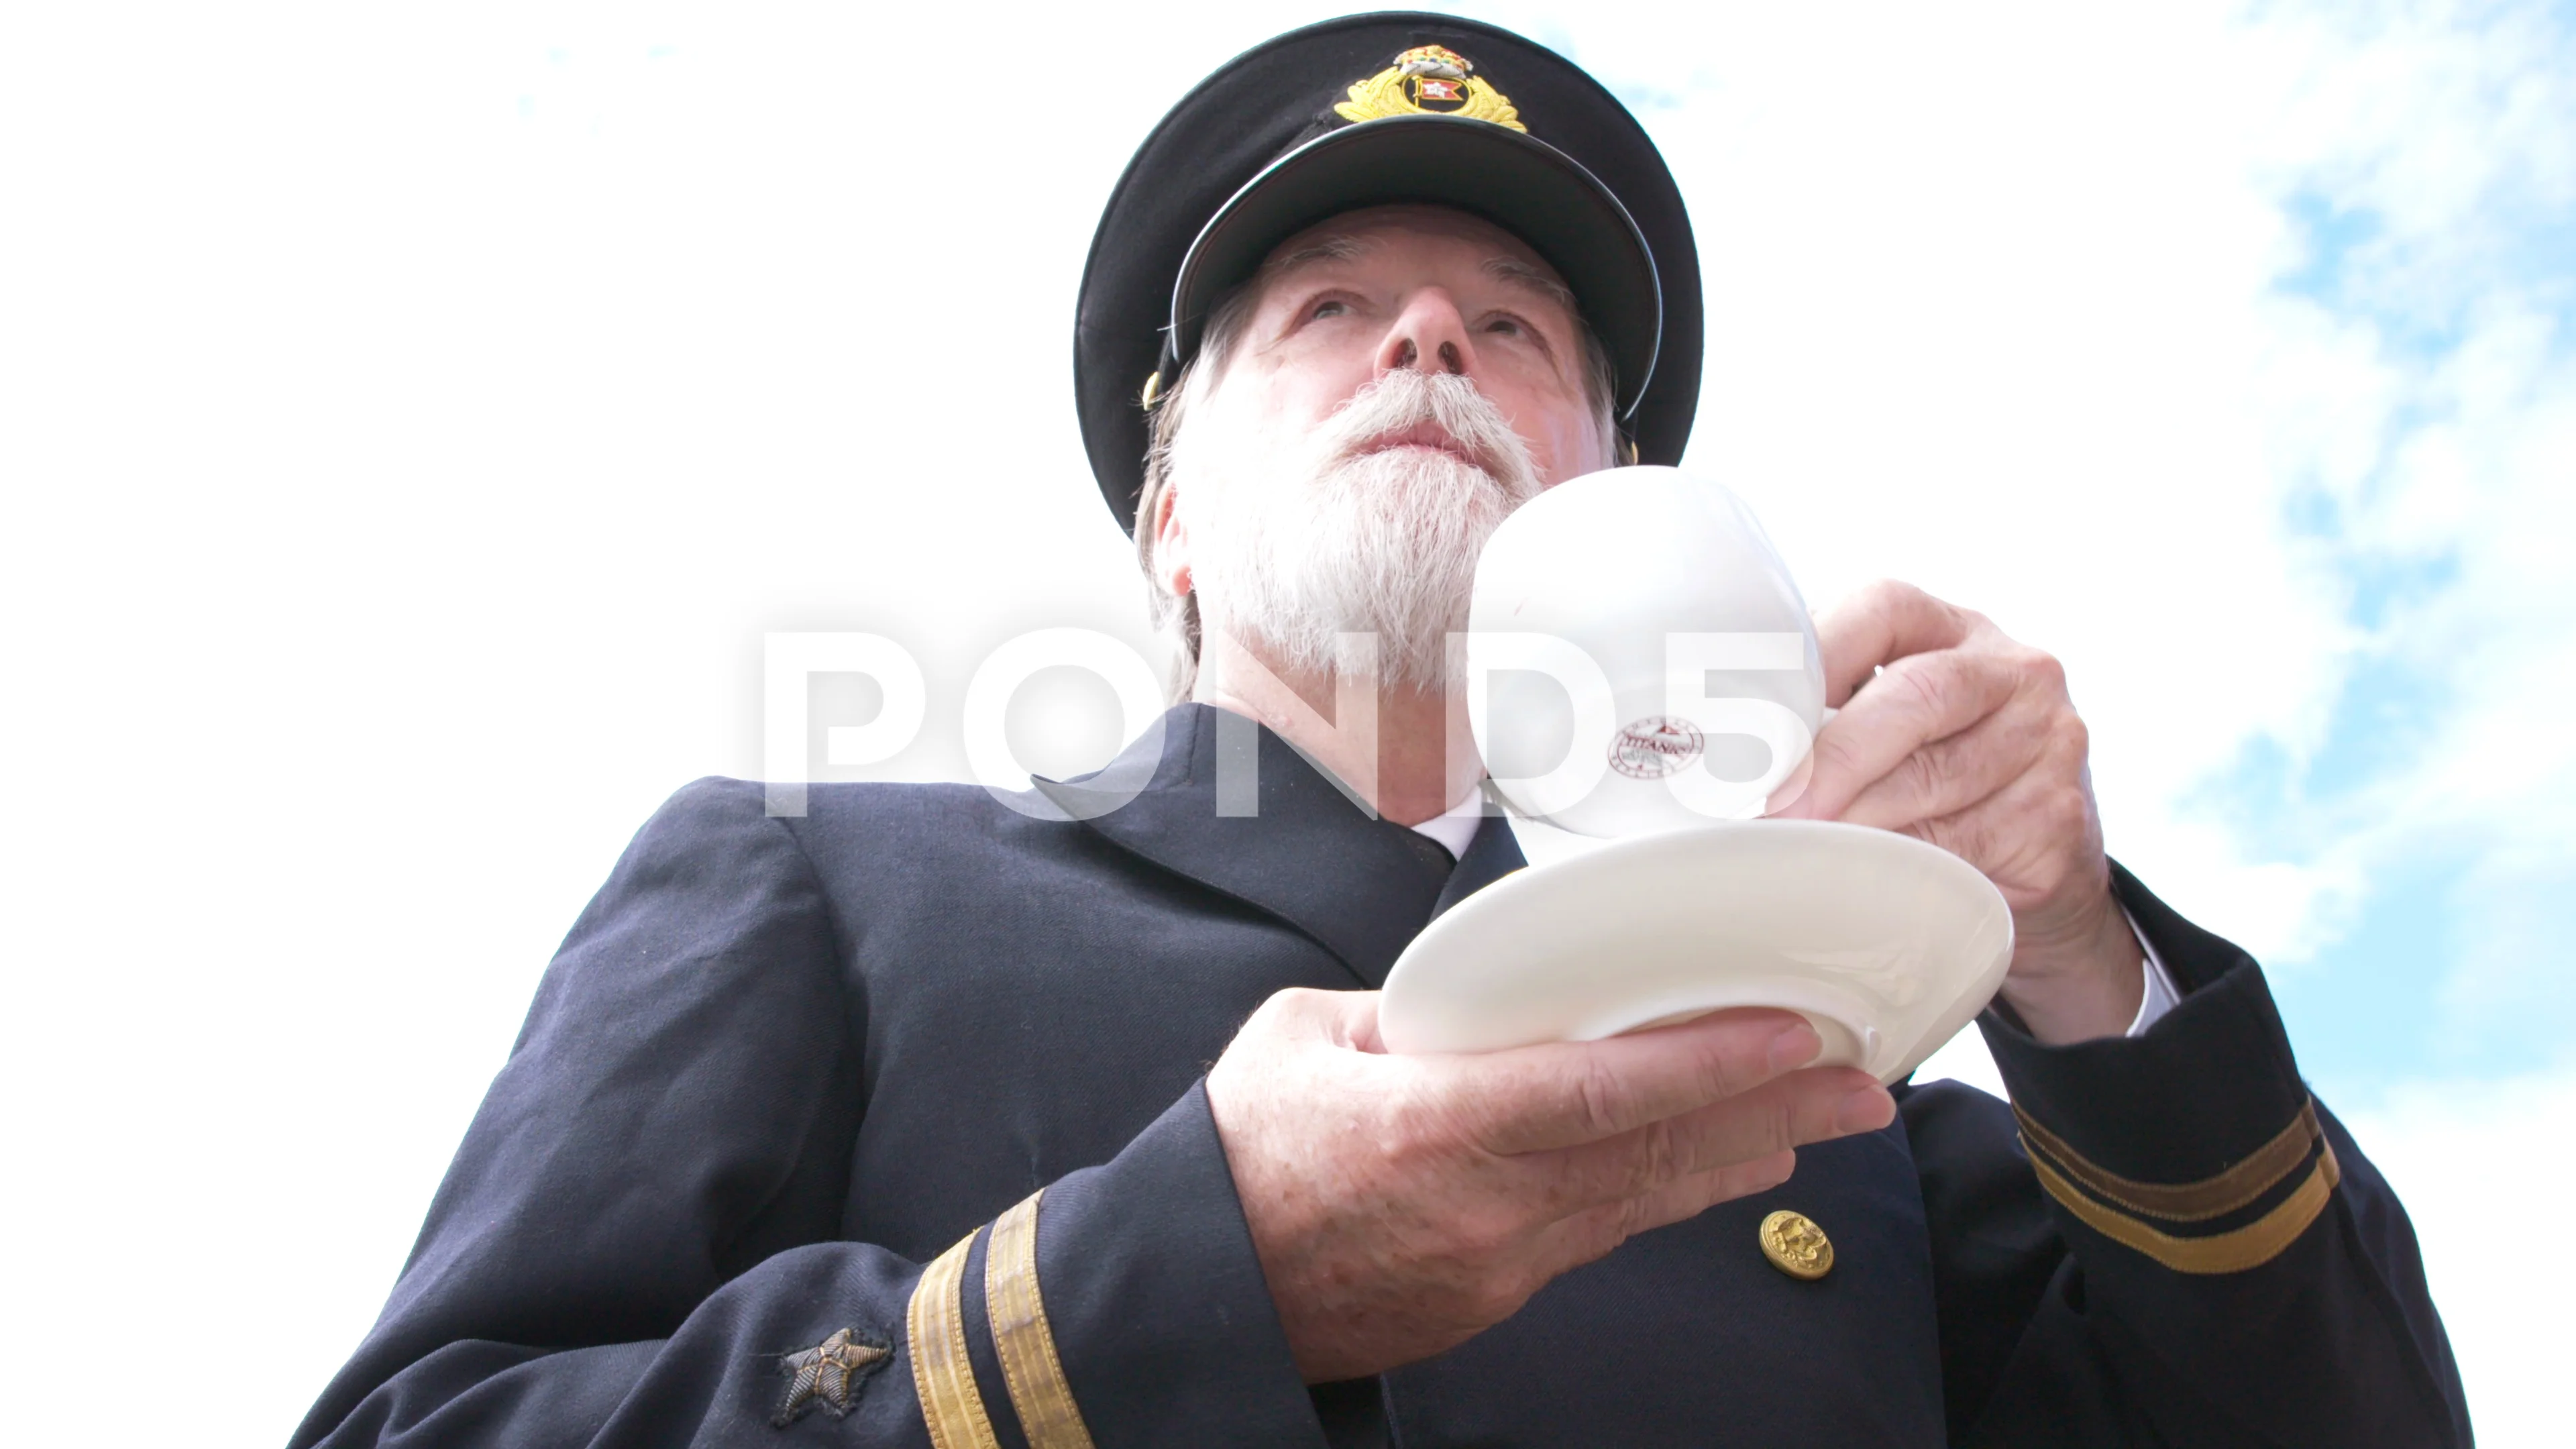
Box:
[1769,579,2144,1044]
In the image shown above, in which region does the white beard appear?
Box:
[1186,370,1546,691]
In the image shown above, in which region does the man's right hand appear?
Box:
[1205,988,1896,1384]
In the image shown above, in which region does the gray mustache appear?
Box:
[1315,371,1542,498]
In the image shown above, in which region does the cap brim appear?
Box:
[1167,115,1661,419]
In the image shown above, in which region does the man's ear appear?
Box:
[1150,483,1193,600]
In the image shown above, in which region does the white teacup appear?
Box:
[1467,467,1825,837]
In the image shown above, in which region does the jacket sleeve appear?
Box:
[1900,863,2471,1448]
[289,777,1322,1449]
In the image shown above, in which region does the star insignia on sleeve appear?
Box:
[771,1327,892,1427]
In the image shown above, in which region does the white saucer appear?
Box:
[1379,820,2014,1084]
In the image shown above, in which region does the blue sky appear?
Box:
[2204,19,2575,1095]
[4,1,2572,1441]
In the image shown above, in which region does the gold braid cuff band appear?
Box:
[907,1228,1002,1449]
[985,1190,1098,1449]
[2018,1096,2341,1275]
[2017,1099,2324,1222]
[905,1192,1098,1449]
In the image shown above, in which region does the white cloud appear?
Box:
[2343,1066,2576,1446]
[1,1,2568,1442]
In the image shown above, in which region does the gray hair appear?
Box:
[1132,254,1623,703]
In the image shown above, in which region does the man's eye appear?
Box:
[1311,300,1349,319]
[1484,316,1524,336]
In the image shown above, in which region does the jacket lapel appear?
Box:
[1035,704,1460,987]
[1430,810,1528,920]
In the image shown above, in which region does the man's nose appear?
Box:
[1373,290,1476,382]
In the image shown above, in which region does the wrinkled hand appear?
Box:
[1205,988,1892,1383]
[1770,579,2143,1042]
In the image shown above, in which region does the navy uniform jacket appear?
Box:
[293,704,2471,1448]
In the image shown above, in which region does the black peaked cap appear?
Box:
[1074,13,1703,534]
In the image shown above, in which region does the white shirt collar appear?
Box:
[1407,787,1490,861]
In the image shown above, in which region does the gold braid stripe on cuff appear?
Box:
[2016,1098,2324,1222]
[2016,1094,2341,1275]
[985,1190,1099,1449]
[908,1228,1003,1449]
[2028,1139,2341,1274]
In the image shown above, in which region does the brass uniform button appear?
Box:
[1759,1210,1834,1281]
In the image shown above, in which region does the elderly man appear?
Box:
[294,15,2467,1448]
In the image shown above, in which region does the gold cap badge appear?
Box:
[1335,45,1525,132]
[1759,1210,1835,1281]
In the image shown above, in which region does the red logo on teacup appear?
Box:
[1607,716,1705,780]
